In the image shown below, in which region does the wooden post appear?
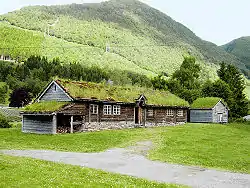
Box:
[70,116,73,134]
[174,110,177,124]
[52,114,57,134]
[21,115,24,132]
[88,105,91,123]
[143,108,146,127]
[97,105,99,123]
[139,107,142,125]
[154,109,157,126]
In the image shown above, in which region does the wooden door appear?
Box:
[135,107,139,124]
[218,113,223,123]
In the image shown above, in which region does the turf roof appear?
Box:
[56,80,189,107]
[24,101,69,113]
[191,97,222,109]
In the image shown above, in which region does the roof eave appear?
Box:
[190,108,213,110]
[21,111,55,115]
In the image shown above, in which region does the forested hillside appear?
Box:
[222,36,250,76]
[0,0,247,80]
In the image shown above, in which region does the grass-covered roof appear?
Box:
[57,80,189,107]
[191,97,221,109]
[24,101,69,113]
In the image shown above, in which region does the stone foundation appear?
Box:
[78,121,186,132]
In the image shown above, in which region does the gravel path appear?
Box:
[1,147,250,188]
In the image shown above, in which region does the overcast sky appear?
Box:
[0,0,249,45]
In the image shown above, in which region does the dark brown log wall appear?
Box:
[59,102,187,125]
[146,108,187,124]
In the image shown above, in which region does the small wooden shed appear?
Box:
[190,97,229,123]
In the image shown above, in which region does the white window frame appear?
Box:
[103,105,112,115]
[166,109,174,116]
[90,104,98,115]
[177,110,183,117]
[147,109,154,117]
[113,105,121,115]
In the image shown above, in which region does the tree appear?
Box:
[172,56,201,90]
[9,88,31,108]
[0,114,11,128]
[0,61,14,82]
[202,79,233,105]
[169,56,201,103]
[217,62,227,81]
[201,80,214,97]
[179,88,201,104]
[0,83,8,104]
[217,63,248,118]
[6,75,22,90]
[151,74,168,90]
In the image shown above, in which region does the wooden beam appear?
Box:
[139,107,141,124]
[52,114,57,134]
[21,115,24,132]
[143,108,146,127]
[89,105,91,123]
[70,116,73,134]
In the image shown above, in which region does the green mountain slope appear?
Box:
[222,36,250,73]
[0,21,153,76]
[0,0,246,79]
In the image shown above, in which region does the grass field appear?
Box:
[0,154,183,188]
[0,123,250,174]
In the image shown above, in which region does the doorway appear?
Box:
[135,107,139,124]
[218,113,223,123]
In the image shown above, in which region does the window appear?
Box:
[147,109,154,117]
[90,104,98,114]
[103,105,112,115]
[113,105,121,115]
[177,110,183,117]
[54,84,57,91]
[166,109,174,116]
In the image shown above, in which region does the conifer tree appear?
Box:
[217,63,248,118]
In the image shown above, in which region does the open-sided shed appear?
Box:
[190,97,229,123]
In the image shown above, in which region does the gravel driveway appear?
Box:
[1,146,250,188]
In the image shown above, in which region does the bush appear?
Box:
[229,117,247,123]
[10,122,22,128]
[0,114,11,128]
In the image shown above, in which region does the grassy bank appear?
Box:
[0,123,249,173]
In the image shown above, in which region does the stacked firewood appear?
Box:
[57,127,70,134]
[74,125,82,132]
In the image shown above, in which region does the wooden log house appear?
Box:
[21,80,189,134]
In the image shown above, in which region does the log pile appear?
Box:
[57,126,70,133]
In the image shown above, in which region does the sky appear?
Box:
[0,0,249,45]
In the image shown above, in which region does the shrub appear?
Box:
[0,114,11,128]
[10,122,22,128]
[229,117,247,123]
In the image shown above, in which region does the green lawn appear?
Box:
[0,128,144,152]
[0,123,250,174]
[0,154,182,188]
[149,124,250,174]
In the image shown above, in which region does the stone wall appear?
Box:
[79,121,186,132]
